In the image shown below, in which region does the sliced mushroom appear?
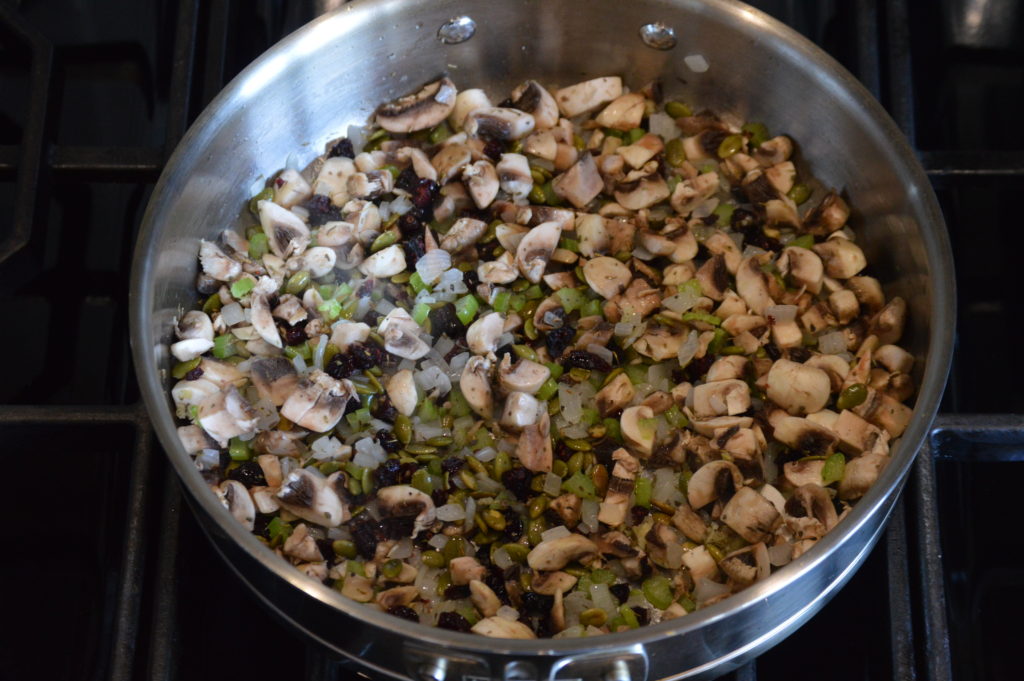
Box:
[620,405,655,456]
[465,107,536,141]
[376,76,457,133]
[786,483,839,539]
[531,570,578,595]
[246,277,281,349]
[496,153,533,200]
[471,616,537,639]
[595,92,646,131]
[379,308,431,360]
[515,220,562,283]
[276,468,348,527]
[313,157,356,205]
[197,386,259,446]
[672,503,708,543]
[469,579,502,617]
[583,256,631,299]
[279,369,355,433]
[752,135,793,167]
[704,230,742,274]
[171,378,219,417]
[813,238,867,279]
[386,369,418,417]
[517,409,553,472]
[376,586,419,611]
[466,311,505,356]
[177,424,217,455]
[555,77,623,117]
[598,448,640,526]
[778,246,824,294]
[527,533,599,571]
[256,454,283,488]
[282,522,323,562]
[500,391,541,431]
[773,415,839,458]
[272,168,313,208]
[510,80,559,129]
[869,297,906,345]
[633,326,684,361]
[218,479,256,531]
[595,372,636,416]
[249,356,299,406]
[735,255,775,315]
[449,88,493,130]
[431,143,473,185]
[803,191,850,236]
[832,409,887,455]
[696,254,731,301]
[615,175,670,211]
[645,522,684,570]
[341,575,374,602]
[691,379,751,418]
[357,243,406,278]
[258,200,310,259]
[449,556,487,586]
[687,460,742,510]
[837,448,889,500]
[287,246,337,278]
[720,542,770,586]
[478,253,519,285]
[552,152,603,209]
[177,310,215,342]
[498,355,551,395]
[329,320,370,352]
[170,337,214,362]
[549,493,582,528]
[199,239,242,282]
[575,213,610,257]
[460,355,493,418]
[670,172,719,216]
[377,484,437,536]
[720,486,782,543]
[852,387,913,438]
[440,217,488,254]
[766,359,831,415]
[681,545,719,582]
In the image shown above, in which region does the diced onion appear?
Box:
[768,543,794,567]
[436,503,466,522]
[388,537,413,559]
[677,329,700,367]
[541,525,571,542]
[647,112,680,140]
[685,54,710,73]
[220,302,245,326]
[818,331,847,355]
[765,305,798,324]
[497,605,520,621]
[427,534,450,550]
[580,499,599,533]
[543,472,563,497]
[586,343,613,364]
[694,577,730,604]
[312,334,328,370]
[475,446,497,462]
[589,583,616,614]
[492,547,514,570]
[416,248,452,286]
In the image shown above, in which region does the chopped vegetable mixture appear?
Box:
[170,75,915,639]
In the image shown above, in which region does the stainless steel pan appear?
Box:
[130,1,955,679]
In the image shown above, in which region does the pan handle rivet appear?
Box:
[438,16,476,44]
[639,22,677,50]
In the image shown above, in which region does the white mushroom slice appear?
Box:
[616,133,665,169]
[804,191,851,235]
[510,80,559,129]
[197,358,245,388]
[869,297,907,346]
[595,92,646,131]
[341,575,374,602]
[177,424,216,454]
[376,76,457,133]
[852,387,913,438]
[515,220,562,283]
[720,542,771,586]
[517,409,553,472]
[172,379,219,419]
[704,230,742,274]
[498,355,551,395]
[461,160,500,209]
[471,616,537,640]
[765,161,796,195]
[788,484,839,536]
[672,503,708,543]
[177,310,215,342]
[615,175,670,211]
[250,276,283,349]
[287,246,336,278]
[170,338,213,362]
[372,309,424,361]
[469,579,502,617]
[347,170,393,200]
[386,369,419,417]
[460,355,493,418]
[682,545,719,582]
[440,217,488,253]
[773,416,839,458]
[258,200,310,259]
[620,405,656,456]
[598,448,640,527]
[249,356,300,406]
[670,172,719,216]
[552,153,603,209]
[500,391,541,431]
[691,379,751,418]
[752,135,794,166]
[523,130,557,160]
[395,146,438,182]
[317,220,355,248]
[582,256,631,299]
[199,239,241,282]
[450,556,487,586]
[282,523,323,562]
[838,448,889,500]
[735,255,775,315]
[273,168,312,208]
[272,294,307,326]
[875,344,914,374]
[280,369,355,433]
[778,246,823,294]
[465,107,536,141]
[377,485,437,536]
[496,153,533,199]
[595,372,635,416]
[197,386,259,446]
[313,157,356,204]
[276,468,348,527]
[329,320,370,351]
[833,409,887,455]
[218,480,256,531]
[766,359,831,415]
[256,454,283,488]
[494,222,529,252]
[555,76,623,117]
[634,327,684,361]
[813,238,867,279]
[478,255,519,285]
[720,486,782,543]
[527,533,599,571]
[251,487,280,514]
[431,143,473,185]
[377,586,419,610]
[466,311,505,355]
[531,571,577,595]
[687,460,743,509]
[575,213,610,257]
[707,355,748,383]
[449,88,493,130]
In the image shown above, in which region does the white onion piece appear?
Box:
[541,525,571,542]
[497,605,520,621]
[587,343,614,364]
[647,112,680,140]
[427,534,450,550]
[195,448,221,471]
[768,543,793,567]
[677,329,700,367]
[291,354,307,374]
[543,472,563,497]
[492,547,514,570]
[589,583,616,614]
[374,298,395,316]
[685,54,710,73]
[416,248,452,286]
[475,446,497,462]
[765,305,798,324]
[580,499,599,533]
[312,334,328,370]
[818,331,847,355]
[388,537,413,559]
[463,497,477,532]
[436,503,466,522]
[220,302,245,326]
[694,577,731,604]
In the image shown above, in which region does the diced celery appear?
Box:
[634,476,652,508]
[248,232,269,258]
[412,302,431,325]
[230,278,254,299]
[822,452,846,485]
[562,471,598,500]
[580,298,603,318]
[213,334,236,359]
[556,287,587,313]
[455,294,479,325]
[409,271,430,293]
[228,436,251,461]
[318,298,342,322]
[492,290,511,313]
[536,377,560,401]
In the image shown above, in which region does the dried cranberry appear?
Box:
[375,459,402,487]
[483,139,504,161]
[184,367,204,381]
[282,323,308,346]
[630,506,650,526]
[437,612,472,632]
[327,138,355,159]
[402,235,427,264]
[561,350,611,372]
[397,212,423,238]
[304,194,343,227]
[315,539,336,563]
[398,462,418,484]
[411,178,440,207]
[685,353,716,381]
[632,606,650,626]
[379,515,415,539]
[764,342,782,361]
[545,325,575,360]
[387,605,420,622]
[609,583,631,604]
[484,566,511,604]
[503,510,524,540]
[325,352,356,379]
[431,488,448,507]
[348,342,386,370]
[375,429,401,453]
[444,584,471,600]
[441,457,465,474]
[501,467,533,502]
[787,346,811,363]
[350,514,380,558]
[227,461,267,488]
[730,206,759,230]
[428,303,462,340]
[462,268,480,290]
[739,222,782,252]
[371,393,398,423]
[520,591,553,615]
[395,166,420,192]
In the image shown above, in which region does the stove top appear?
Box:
[1,1,1022,680]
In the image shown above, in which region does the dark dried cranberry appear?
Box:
[228,461,267,488]
[561,350,611,372]
[483,139,504,161]
[397,212,423,238]
[375,459,402,487]
[429,303,463,340]
[686,353,716,381]
[253,513,275,539]
[395,166,420,192]
[350,514,380,558]
[362,310,383,328]
[437,612,472,632]
[348,342,386,370]
[431,488,448,507]
[520,591,554,615]
[787,346,811,363]
[325,352,356,379]
[375,429,401,453]
[387,605,420,622]
[463,268,480,290]
[282,323,308,346]
[371,394,398,423]
[501,467,533,502]
[402,235,426,264]
[441,457,465,474]
[631,506,650,526]
[328,138,355,159]
[379,515,415,539]
[411,178,440,209]
[398,462,418,484]
[739,222,782,252]
[730,207,759,230]
[503,510,524,540]
[632,606,650,626]
[609,583,631,604]
[545,325,575,360]
[484,566,511,604]
[444,584,471,600]
[315,538,336,563]
[764,342,782,361]
[184,367,204,381]
[304,194,343,227]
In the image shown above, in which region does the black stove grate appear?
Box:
[1,1,1022,680]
